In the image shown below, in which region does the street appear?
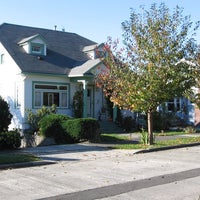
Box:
[0,144,200,200]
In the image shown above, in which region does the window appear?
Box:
[31,43,44,55]
[0,54,4,64]
[33,83,68,108]
[15,83,21,108]
[32,46,41,53]
[166,98,181,112]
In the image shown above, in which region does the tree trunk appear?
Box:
[147,110,154,145]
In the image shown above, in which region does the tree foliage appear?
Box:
[96,3,200,144]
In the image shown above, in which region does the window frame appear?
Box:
[33,82,69,109]
[0,53,4,64]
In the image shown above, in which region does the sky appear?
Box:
[0,0,200,44]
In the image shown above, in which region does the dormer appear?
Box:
[18,34,47,56]
[82,43,106,60]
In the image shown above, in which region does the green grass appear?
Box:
[114,137,200,149]
[100,132,200,150]
[0,153,40,165]
[155,130,186,136]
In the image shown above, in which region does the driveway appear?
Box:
[0,144,200,200]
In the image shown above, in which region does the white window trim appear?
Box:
[33,82,69,109]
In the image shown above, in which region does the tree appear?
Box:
[0,96,12,132]
[96,3,200,145]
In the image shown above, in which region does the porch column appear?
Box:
[78,80,88,118]
[113,105,117,122]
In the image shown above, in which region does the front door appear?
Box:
[87,87,94,117]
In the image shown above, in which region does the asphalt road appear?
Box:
[0,144,200,200]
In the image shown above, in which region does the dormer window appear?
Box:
[31,43,44,55]
[32,45,41,53]
[18,34,47,56]
[82,43,106,60]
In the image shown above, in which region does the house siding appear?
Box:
[0,42,25,129]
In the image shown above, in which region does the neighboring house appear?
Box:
[0,23,108,131]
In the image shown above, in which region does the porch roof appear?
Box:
[68,58,102,77]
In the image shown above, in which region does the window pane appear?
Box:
[32,46,41,52]
[43,92,48,106]
[35,92,41,106]
[61,93,67,107]
[168,103,174,111]
[59,86,67,90]
[54,93,59,106]
[35,85,57,89]
[43,92,59,106]
[48,93,53,106]
[0,54,4,64]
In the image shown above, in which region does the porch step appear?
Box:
[99,120,124,134]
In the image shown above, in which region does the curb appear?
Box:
[0,160,56,170]
[134,142,200,154]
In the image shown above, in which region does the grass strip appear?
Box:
[0,153,40,165]
[113,137,200,149]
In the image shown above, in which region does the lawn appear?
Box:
[100,132,200,150]
[0,153,40,165]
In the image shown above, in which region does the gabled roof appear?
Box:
[18,34,46,45]
[69,58,102,77]
[0,23,98,75]
[82,43,104,52]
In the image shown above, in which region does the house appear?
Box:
[0,23,108,131]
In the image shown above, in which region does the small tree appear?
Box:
[0,96,12,132]
[96,3,200,145]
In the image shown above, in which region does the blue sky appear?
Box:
[0,0,200,44]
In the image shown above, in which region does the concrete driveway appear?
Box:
[0,144,200,200]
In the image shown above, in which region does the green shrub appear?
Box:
[63,118,100,142]
[62,119,81,142]
[39,114,72,144]
[79,118,100,141]
[26,105,57,133]
[0,96,12,132]
[140,128,155,145]
[0,129,21,149]
[140,128,149,145]
[185,126,196,134]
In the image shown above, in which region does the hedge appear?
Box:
[0,130,21,150]
[63,118,100,142]
[39,115,100,144]
[39,114,72,144]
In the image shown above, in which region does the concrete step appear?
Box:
[99,120,124,134]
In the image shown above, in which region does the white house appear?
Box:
[0,23,108,131]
